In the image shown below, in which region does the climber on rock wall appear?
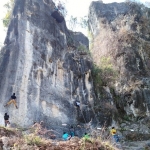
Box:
[4,93,18,109]
[74,101,80,108]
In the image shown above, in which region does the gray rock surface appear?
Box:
[89,1,150,123]
[89,2,130,36]
[122,140,150,150]
[0,0,94,134]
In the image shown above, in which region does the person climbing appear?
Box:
[75,100,80,108]
[62,132,71,141]
[110,127,119,142]
[4,113,9,127]
[4,93,18,109]
[69,126,75,137]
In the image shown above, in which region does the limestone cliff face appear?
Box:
[89,2,150,122]
[0,0,94,130]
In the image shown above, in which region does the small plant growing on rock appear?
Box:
[77,45,91,55]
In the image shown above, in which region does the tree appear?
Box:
[68,16,78,30]
[80,16,88,29]
[2,0,14,27]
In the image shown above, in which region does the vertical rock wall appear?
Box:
[89,1,150,122]
[0,0,94,131]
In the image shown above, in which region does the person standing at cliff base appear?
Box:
[83,133,90,140]
[4,113,9,127]
[62,132,71,141]
[69,126,75,137]
[110,127,119,143]
[4,93,18,109]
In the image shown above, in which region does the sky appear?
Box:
[0,0,148,45]
[0,0,9,46]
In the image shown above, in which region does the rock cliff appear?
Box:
[0,0,94,133]
[89,1,150,132]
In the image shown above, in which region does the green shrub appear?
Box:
[123,114,132,121]
[77,45,91,55]
[77,45,87,52]
[2,0,14,27]
[92,57,117,87]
